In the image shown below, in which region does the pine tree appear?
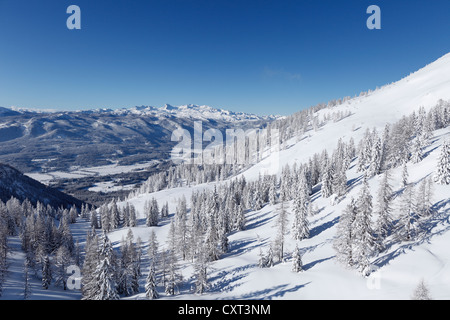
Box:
[368,136,382,177]
[411,137,423,164]
[401,161,409,188]
[55,245,72,290]
[352,180,376,273]
[165,221,181,295]
[321,162,334,198]
[193,243,209,294]
[234,204,246,231]
[333,198,357,267]
[292,187,310,241]
[23,260,31,300]
[92,232,119,300]
[411,279,432,300]
[434,140,450,185]
[291,243,303,273]
[374,171,394,250]
[416,177,434,218]
[396,185,415,242]
[145,261,159,299]
[273,201,289,262]
[258,247,267,268]
[81,229,100,300]
[41,254,52,289]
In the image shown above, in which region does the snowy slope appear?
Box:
[1,53,449,300]
[106,54,450,300]
[100,128,448,300]
[241,52,450,181]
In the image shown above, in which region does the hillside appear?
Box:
[103,53,450,300]
[0,53,448,301]
[0,163,84,209]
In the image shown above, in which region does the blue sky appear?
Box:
[1,0,450,116]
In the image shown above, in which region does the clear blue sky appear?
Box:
[1,0,450,116]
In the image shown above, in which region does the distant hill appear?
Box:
[0,163,84,209]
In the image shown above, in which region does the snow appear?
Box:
[110,127,449,300]
[26,160,159,185]
[1,53,449,300]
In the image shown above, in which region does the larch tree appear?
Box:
[374,171,394,250]
[434,140,450,185]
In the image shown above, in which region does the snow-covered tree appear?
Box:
[292,185,310,241]
[434,140,450,185]
[145,198,160,227]
[411,279,432,300]
[41,254,52,289]
[415,177,434,218]
[333,198,357,267]
[81,229,100,300]
[401,161,409,188]
[145,261,159,299]
[273,201,289,262]
[321,162,334,198]
[23,260,31,300]
[368,136,382,177]
[396,185,416,242]
[91,232,119,300]
[374,171,394,250]
[193,243,210,294]
[352,180,376,273]
[54,245,72,290]
[291,243,303,273]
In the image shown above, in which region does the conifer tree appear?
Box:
[145,261,159,299]
[292,186,310,241]
[92,232,119,300]
[434,140,450,185]
[333,198,357,267]
[375,171,394,250]
[411,279,432,300]
[55,245,72,290]
[401,161,409,189]
[352,180,376,273]
[41,254,52,289]
[396,185,415,242]
[23,260,31,300]
[291,243,303,273]
[81,229,100,300]
[274,201,289,262]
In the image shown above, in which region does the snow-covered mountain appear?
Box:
[0,104,274,174]
[0,53,449,300]
[0,163,84,209]
[103,52,449,300]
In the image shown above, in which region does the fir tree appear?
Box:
[434,140,450,185]
[81,229,100,300]
[291,243,303,273]
[145,261,159,299]
[92,232,119,300]
[321,162,334,198]
[411,279,432,300]
[55,245,71,290]
[41,254,52,289]
[374,171,394,250]
[273,201,289,262]
[23,260,31,300]
[401,161,409,188]
[352,180,376,273]
[193,243,209,294]
[396,185,416,242]
[292,187,310,241]
[333,198,357,267]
